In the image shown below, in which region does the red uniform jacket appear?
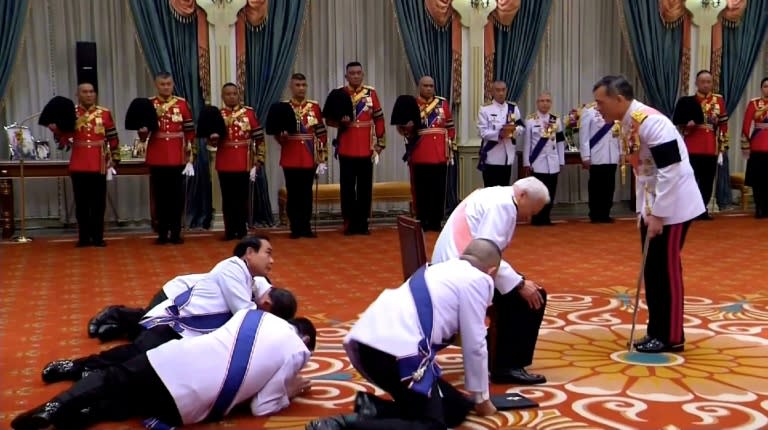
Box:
[145,96,196,166]
[410,96,456,165]
[60,105,119,174]
[333,85,385,158]
[279,99,328,169]
[742,97,768,153]
[683,92,728,156]
[212,106,265,172]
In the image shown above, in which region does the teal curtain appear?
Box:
[393,0,456,212]
[245,0,306,226]
[720,0,768,115]
[129,0,212,229]
[494,0,553,101]
[621,0,683,116]
[716,0,768,208]
[392,0,452,99]
[0,0,29,101]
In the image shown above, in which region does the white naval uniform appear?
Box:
[344,259,493,397]
[162,274,272,302]
[432,186,522,294]
[623,100,705,224]
[579,105,620,165]
[523,112,565,173]
[477,101,523,166]
[143,256,257,337]
[147,310,310,423]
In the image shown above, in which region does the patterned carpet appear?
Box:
[1,214,767,430]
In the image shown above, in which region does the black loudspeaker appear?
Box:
[76,41,98,92]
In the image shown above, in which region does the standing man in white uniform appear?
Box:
[593,75,704,353]
[431,177,550,385]
[41,237,297,383]
[579,102,621,223]
[477,80,525,187]
[12,310,316,430]
[523,92,565,226]
[306,239,502,430]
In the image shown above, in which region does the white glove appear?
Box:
[106,167,117,181]
[717,152,724,166]
[372,153,380,165]
[514,125,524,139]
[249,166,257,182]
[315,162,328,175]
[182,162,195,177]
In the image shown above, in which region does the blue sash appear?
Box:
[529,136,549,164]
[477,140,499,171]
[143,310,265,429]
[404,102,441,163]
[298,120,315,160]
[752,119,768,140]
[355,96,367,120]
[207,309,265,421]
[589,122,614,149]
[396,265,445,396]
[140,287,232,334]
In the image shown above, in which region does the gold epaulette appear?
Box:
[435,96,446,101]
[482,101,492,106]
[712,93,723,99]
[363,85,375,91]
[507,101,518,106]
[527,113,537,120]
[307,99,318,105]
[282,99,290,103]
[174,96,186,101]
[585,101,597,109]
[244,105,254,110]
[631,110,648,125]
[95,105,110,111]
[550,113,558,119]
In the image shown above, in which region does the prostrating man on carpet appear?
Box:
[593,75,704,353]
[432,177,550,385]
[41,236,297,382]
[306,239,503,430]
[12,310,316,430]
[86,273,273,342]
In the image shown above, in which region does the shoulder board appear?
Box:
[712,93,723,99]
[526,113,537,120]
[281,99,290,103]
[337,85,345,90]
[95,105,110,111]
[149,96,158,100]
[482,101,492,107]
[307,100,318,105]
[750,97,761,102]
[631,110,648,124]
[435,96,446,101]
[243,106,254,110]
[174,96,186,101]
[506,101,517,106]
[363,85,375,91]
[550,114,558,119]
[585,101,596,109]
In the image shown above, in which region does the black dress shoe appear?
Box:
[634,337,684,353]
[76,240,90,248]
[290,232,301,239]
[632,335,653,347]
[42,360,83,383]
[302,231,318,238]
[88,306,120,338]
[11,401,61,430]
[169,237,184,245]
[491,368,547,385]
[95,323,124,342]
[305,415,357,430]
[92,240,106,247]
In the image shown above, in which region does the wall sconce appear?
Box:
[701,0,722,8]
[471,0,491,9]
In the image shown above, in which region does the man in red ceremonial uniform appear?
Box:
[279,73,328,239]
[327,62,385,236]
[742,77,768,218]
[208,83,265,240]
[138,72,196,244]
[681,70,728,220]
[408,75,456,232]
[52,82,119,247]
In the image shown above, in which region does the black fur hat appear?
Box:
[322,88,354,124]
[196,105,227,139]
[265,102,297,135]
[125,98,159,131]
[391,95,421,127]
[38,96,77,132]
[672,96,705,126]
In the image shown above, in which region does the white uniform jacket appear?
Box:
[477,101,523,166]
[622,100,705,224]
[142,256,258,337]
[579,105,621,165]
[147,310,310,424]
[432,186,523,294]
[523,112,565,174]
[344,259,494,396]
[162,274,272,302]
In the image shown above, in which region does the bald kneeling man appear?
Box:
[307,239,503,430]
[12,310,316,430]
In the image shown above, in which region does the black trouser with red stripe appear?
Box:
[640,220,691,345]
[71,172,107,244]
